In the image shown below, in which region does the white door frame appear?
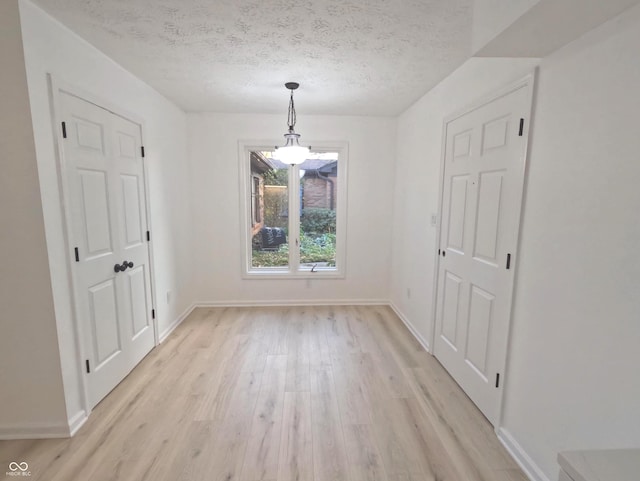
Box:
[429,70,537,428]
[47,74,159,419]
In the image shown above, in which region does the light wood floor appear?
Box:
[0,306,526,481]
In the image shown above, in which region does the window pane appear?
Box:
[250,151,289,268]
[298,154,338,269]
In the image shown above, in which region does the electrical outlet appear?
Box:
[430,213,438,226]
[166,291,171,305]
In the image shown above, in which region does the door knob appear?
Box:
[114,261,134,273]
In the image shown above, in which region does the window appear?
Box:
[240,143,348,278]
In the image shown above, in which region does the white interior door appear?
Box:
[433,80,532,425]
[60,92,155,409]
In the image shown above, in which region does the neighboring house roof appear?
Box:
[317,160,337,174]
[250,151,276,174]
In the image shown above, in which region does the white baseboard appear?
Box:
[0,422,70,440]
[194,299,389,307]
[68,410,87,436]
[159,303,197,343]
[0,411,87,439]
[388,301,431,353]
[497,428,551,481]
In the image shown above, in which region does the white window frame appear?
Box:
[250,174,261,226]
[239,140,348,279]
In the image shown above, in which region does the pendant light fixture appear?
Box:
[274,82,310,165]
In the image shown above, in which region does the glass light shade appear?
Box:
[276,146,309,165]
[275,132,309,165]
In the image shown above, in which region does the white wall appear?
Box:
[502,4,640,478]
[16,0,193,430]
[390,57,539,348]
[391,4,640,481]
[0,0,68,436]
[189,113,396,304]
[472,0,538,53]
[475,0,640,57]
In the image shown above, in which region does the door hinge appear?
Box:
[141,146,145,158]
[152,309,156,320]
[86,360,91,373]
[495,373,500,388]
[74,247,79,262]
[146,230,150,242]
[61,121,67,139]
[518,118,524,137]
[506,253,512,270]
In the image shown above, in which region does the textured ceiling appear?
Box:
[32,0,473,115]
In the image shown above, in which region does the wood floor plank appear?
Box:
[331,352,372,425]
[353,352,460,480]
[240,355,287,481]
[347,307,410,398]
[404,367,492,480]
[324,306,360,353]
[173,420,217,481]
[310,369,350,481]
[368,306,429,368]
[305,306,332,369]
[0,306,527,481]
[251,308,287,356]
[187,367,262,481]
[387,475,423,481]
[397,397,466,480]
[407,365,518,471]
[367,397,426,477]
[284,351,311,392]
[267,307,291,355]
[133,395,204,481]
[310,367,333,394]
[343,424,388,481]
[277,391,313,481]
[493,469,531,481]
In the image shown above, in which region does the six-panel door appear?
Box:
[434,85,530,425]
[61,92,155,409]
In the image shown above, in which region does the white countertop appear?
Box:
[558,449,640,481]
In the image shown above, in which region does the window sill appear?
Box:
[243,270,345,280]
